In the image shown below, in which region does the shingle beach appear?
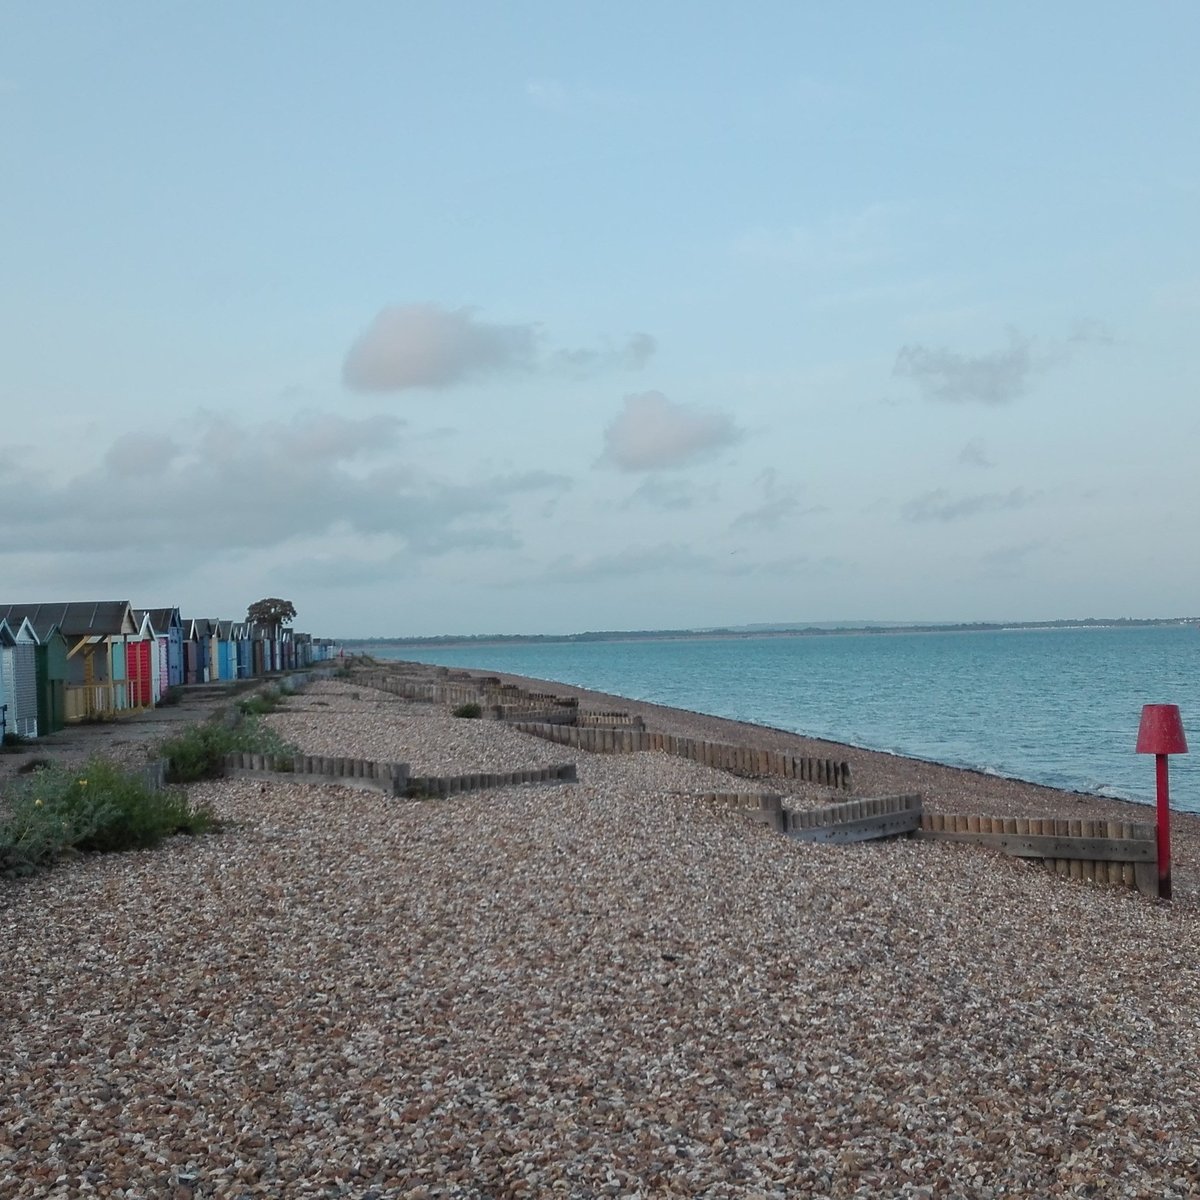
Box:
[4,667,1200,1198]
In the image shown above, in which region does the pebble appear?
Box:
[2,671,1199,1197]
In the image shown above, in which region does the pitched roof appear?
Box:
[134,607,182,634]
[0,601,135,639]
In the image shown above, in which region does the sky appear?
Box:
[2,3,1199,637]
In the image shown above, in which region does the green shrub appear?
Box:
[452,702,483,719]
[0,759,217,877]
[158,714,296,783]
[236,686,285,717]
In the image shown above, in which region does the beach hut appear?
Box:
[295,632,313,667]
[0,619,33,738]
[201,619,218,683]
[215,620,238,682]
[126,612,157,709]
[181,618,208,684]
[32,623,69,734]
[0,601,140,721]
[279,627,294,672]
[0,620,11,738]
[0,607,70,735]
[252,623,280,674]
[232,622,253,678]
[137,607,184,691]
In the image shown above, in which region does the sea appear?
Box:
[364,625,1200,814]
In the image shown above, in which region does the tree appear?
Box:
[246,597,297,635]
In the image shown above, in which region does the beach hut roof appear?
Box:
[135,607,182,635]
[0,601,136,639]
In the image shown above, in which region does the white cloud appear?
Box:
[550,332,656,378]
[102,434,181,478]
[343,305,656,392]
[729,468,824,531]
[601,391,742,472]
[893,329,1039,406]
[622,477,719,511]
[894,323,1113,406]
[343,304,538,392]
[901,488,1039,522]
[0,412,554,566]
[958,438,994,468]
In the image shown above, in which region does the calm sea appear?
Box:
[365,626,1200,813]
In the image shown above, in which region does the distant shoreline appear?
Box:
[345,616,1196,650]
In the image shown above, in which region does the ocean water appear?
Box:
[365,626,1200,813]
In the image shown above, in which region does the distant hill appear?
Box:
[344,616,1197,647]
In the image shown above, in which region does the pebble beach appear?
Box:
[4,667,1200,1198]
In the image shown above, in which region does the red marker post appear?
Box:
[1135,703,1188,900]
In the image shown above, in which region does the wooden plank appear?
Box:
[918,830,1155,862]
[789,809,922,844]
[1069,820,1083,880]
[1105,820,1123,886]
[1131,821,1159,897]
[1120,822,1135,889]
[1054,819,1069,878]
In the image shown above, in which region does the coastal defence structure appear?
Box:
[708,789,1158,897]
[511,721,852,791]
[348,658,1162,900]
[350,666,853,790]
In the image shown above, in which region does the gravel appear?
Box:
[3,670,1200,1197]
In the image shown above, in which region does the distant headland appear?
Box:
[345,616,1198,649]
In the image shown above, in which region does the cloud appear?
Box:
[957,438,994,468]
[901,488,1039,522]
[0,412,529,563]
[1068,319,1115,346]
[343,305,657,392]
[550,332,656,378]
[343,304,538,392]
[622,477,720,511]
[893,329,1041,405]
[893,322,1114,406]
[729,468,824,531]
[731,496,803,530]
[487,470,573,496]
[102,434,181,478]
[601,391,743,472]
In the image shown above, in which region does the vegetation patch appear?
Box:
[452,702,483,719]
[0,759,217,878]
[158,714,296,784]
[236,686,286,717]
[16,757,54,775]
